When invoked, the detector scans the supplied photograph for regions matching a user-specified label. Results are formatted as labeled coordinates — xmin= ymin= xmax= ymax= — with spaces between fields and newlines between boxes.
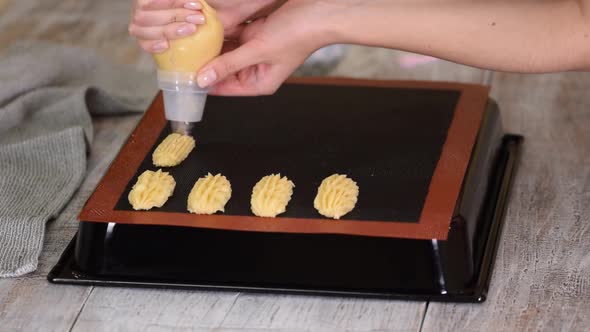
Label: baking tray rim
xmin=48 ymin=135 xmax=522 ymax=303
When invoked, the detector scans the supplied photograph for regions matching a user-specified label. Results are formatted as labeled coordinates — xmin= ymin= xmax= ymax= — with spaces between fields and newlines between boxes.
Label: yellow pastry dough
xmin=251 ymin=174 xmax=295 ymax=217
xmin=314 ymin=174 xmax=359 ymax=219
xmin=187 ymin=173 xmax=232 ymax=214
xmin=152 ymin=133 xmax=195 ymax=167
xmin=128 ymin=169 xmax=176 ymax=210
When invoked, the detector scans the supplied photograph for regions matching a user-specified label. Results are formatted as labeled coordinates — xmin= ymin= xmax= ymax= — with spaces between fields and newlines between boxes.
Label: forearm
xmin=323 ymin=0 xmax=590 ymax=72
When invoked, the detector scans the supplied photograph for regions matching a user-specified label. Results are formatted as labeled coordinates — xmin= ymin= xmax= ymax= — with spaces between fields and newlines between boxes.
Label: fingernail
xmin=186 ymin=14 xmax=205 ymax=24
xmin=197 ymin=69 xmax=217 ymax=88
xmin=176 ymin=23 xmax=196 ymax=36
xmin=152 ymin=40 xmax=168 ymax=52
xmin=184 ymin=1 xmax=201 ymax=10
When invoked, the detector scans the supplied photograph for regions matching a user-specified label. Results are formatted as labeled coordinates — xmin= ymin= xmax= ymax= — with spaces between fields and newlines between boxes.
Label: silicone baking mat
xmin=79 ymin=78 xmax=488 ymax=239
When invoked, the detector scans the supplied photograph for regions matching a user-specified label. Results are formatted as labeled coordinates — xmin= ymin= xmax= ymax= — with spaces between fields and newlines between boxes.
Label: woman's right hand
xmin=197 ymin=0 xmax=342 ymax=95
xmin=128 ymin=0 xmax=207 ymax=53
xmin=129 ymin=0 xmax=285 ymax=54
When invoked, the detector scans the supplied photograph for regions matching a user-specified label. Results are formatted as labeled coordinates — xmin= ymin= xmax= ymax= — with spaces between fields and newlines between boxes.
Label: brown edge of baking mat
xmin=79 ymin=77 xmax=489 ymax=240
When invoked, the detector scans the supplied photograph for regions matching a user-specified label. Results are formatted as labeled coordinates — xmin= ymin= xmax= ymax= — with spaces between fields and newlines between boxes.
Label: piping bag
xmin=153 ymin=0 xmax=224 ymax=136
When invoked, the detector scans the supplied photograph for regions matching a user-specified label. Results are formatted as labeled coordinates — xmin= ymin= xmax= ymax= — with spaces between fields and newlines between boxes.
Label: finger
xmin=197 ymin=41 xmax=264 ymax=88
xmin=207 ymin=65 xmax=269 ymax=96
xmin=207 ymin=71 xmax=261 ymax=96
xmin=140 ymin=0 xmax=197 ymax=10
xmin=132 ymin=8 xmax=204 ymax=27
xmin=128 ymin=22 xmax=197 ymax=40
xmin=209 ymin=61 xmax=299 ymax=96
xmin=138 ymin=39 xmax=169 ymax=53
xmin=208 ymin=68 xmax=278 ymax=96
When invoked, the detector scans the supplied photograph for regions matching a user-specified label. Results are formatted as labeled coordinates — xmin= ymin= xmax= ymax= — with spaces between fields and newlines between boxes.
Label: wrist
xmin=293 ymin=0 xmax=362 ymax=50
xmin=315 ymin=0 xmax=409 ymax=49
xmin=311 ymin=0 xmax=370 ymax=46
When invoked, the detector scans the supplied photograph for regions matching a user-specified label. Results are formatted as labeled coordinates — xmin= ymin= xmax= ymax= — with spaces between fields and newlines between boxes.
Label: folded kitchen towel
xmin=0 ymin=41 xmax=156 ymax=277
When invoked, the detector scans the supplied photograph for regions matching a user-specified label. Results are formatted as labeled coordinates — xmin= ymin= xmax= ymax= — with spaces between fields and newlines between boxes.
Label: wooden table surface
xmin=1 ymin=0 xmax=589 ymax=331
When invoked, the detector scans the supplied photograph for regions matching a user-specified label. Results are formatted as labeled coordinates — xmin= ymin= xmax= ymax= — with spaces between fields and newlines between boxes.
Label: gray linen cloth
xmin=0 ymin=42 xmax=156 ymax=277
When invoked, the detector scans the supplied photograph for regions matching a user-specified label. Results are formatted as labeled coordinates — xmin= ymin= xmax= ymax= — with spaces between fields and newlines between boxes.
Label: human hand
xmin=129 ymin=0 xmax=285 ymax=54
xmin=128 ymin=0 xmax=208 ymax=53
xmin=197 ymin=0 xmax=341 ymax=95
xmin=206 ymin=0 xmax=287 ymax=38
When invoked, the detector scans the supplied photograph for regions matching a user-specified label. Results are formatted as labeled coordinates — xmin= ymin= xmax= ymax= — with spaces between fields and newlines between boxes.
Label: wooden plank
xmin=422 ymin=72 xmax=590 ymax=331
xmin=72 ymin=290 xmax=425 ymax=332
xmin=71 ymin=288 xmax=240 ymax=331
xmin=218 ymin=294 xmax=426 ymax=332
xmin=0 ymin=278 xmax=92 ymax=331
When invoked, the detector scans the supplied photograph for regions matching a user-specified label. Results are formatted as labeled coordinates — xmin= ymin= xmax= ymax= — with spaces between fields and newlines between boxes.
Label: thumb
xmin=197 ymin=42 xmax=262 ymax=88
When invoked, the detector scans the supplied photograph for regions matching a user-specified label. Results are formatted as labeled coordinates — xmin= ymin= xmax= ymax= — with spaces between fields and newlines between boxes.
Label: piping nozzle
xmin=158 ymin=70 xmax=208 ymax=135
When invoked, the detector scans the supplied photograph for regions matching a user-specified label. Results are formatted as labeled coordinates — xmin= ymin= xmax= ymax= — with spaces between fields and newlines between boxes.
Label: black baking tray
xmin=49 ymin=79 xmax=522 ymax=302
